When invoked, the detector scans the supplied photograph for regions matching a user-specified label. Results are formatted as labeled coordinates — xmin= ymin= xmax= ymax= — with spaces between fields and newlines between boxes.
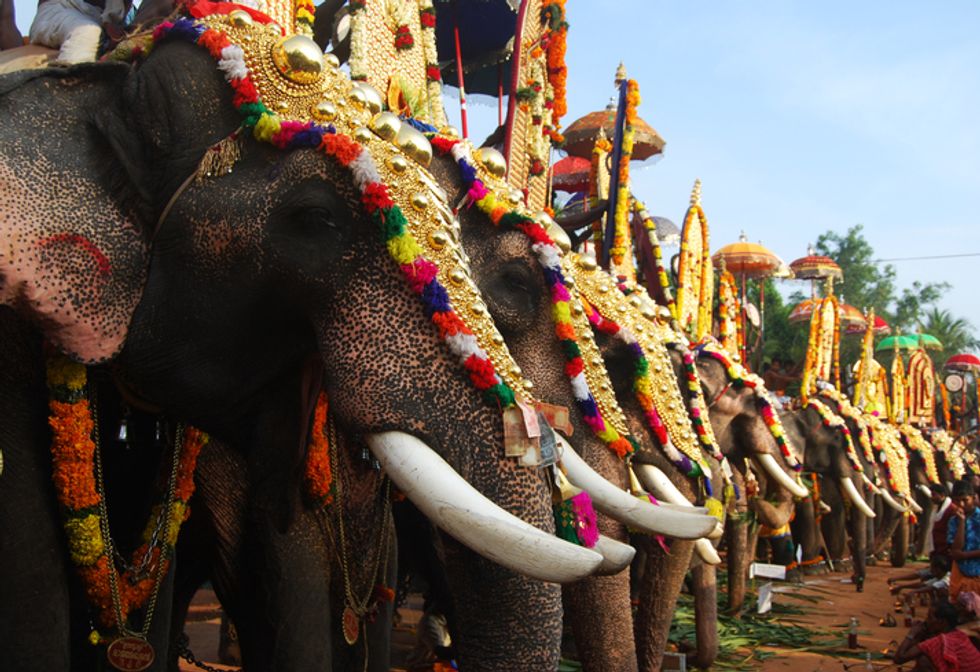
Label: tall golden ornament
xmin=715 ymin=261 xmax=742 ymax=360
xmin=588 ymin=128 xmax=612 ymax=253
xmin=503 ymin=0 xmax=567 ymax=211
xmin=800 ymin=286 xmax=840 ymax=403
xmin=852 ymin=308 xmax=888 ymax=416
xmin=674 ymin=179 xmax=713 ymax=341
xmin=907 ymin=345 xmax=936 ymax=427
xmin=348 ymin=0 xmax=446 ymax=126
xmin=890 ymin=333 xmax=907 ymax=423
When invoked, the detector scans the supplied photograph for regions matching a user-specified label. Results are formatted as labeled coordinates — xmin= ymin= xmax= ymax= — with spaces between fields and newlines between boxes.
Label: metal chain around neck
xmin=91 ymin=386 xmax=183 ymax=640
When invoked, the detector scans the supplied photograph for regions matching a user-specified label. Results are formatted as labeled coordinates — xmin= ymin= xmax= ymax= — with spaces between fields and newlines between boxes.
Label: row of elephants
xmin=0 ymin=12 xmax=972 ymax=672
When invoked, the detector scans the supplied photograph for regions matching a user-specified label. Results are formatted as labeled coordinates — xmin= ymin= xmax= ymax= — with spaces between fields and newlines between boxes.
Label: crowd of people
xmin=885 ymin=479 xmax=980 ymax=671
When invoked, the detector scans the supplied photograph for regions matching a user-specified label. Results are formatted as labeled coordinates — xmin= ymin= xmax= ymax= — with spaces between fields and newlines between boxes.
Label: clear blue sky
xmin=13 ymin=0 xmax=980 ymax=331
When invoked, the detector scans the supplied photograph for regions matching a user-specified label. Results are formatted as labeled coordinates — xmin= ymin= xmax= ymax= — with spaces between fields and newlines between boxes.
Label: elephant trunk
xmin=691 ymin=563 xmax=719 ymax=669
xmin=633 ymin=539 xmax=696 ymax=672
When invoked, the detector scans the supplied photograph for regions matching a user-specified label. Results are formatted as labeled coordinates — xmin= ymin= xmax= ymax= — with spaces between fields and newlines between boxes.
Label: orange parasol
xmin=561 ymin=101 xmax=665 ymax=161
xmin=711 ymin=233 xmax=782 ymax=279
xmin=551 ymin=155 xmax=592 ymax=193
xmin=844 ymin=313 xmax=890 ymax=335
xmin=789 ymin=299 xmax=867 ymax=326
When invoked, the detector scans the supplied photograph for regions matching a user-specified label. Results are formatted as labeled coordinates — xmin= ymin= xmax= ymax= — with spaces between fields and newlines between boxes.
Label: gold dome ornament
xmin=271 ymin=34 xmax=325 ymax=85
xmin=537 ymin=212 xmax=571 ymax=254
xmin=353 ymin=82 xmax=385 ymax=115
xmin=475 ymin=147 xmax=507 ymax=178
xmin=395 ymin=124 xmax=433 ymax=167
xmin=370 ymin=111 xmax=402 ymax=141
xmin=228 ymin=9 xmax=253 ymax=27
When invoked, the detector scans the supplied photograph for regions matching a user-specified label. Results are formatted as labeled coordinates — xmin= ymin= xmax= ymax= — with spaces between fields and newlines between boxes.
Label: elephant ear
xmin=0 ymin=64 xmax=150 ymax=364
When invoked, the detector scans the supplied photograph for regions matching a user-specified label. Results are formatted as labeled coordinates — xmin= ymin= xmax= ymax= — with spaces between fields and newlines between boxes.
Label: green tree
xmin=814 ymin=225 xmax=897 ymax=318
xmin=920 ymin=307 xmax=980 ymax=362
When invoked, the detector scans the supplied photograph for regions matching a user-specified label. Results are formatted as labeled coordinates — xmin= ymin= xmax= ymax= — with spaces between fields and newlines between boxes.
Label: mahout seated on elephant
xmin=0 ymin=12 xmax=620 ymax=668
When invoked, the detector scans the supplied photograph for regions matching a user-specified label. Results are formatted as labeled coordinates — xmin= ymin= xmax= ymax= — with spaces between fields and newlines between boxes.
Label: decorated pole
xmin=601 ymin=64 xmax=629 ymax=270
xmin=451 ymin=0 xmax=468 ymax=138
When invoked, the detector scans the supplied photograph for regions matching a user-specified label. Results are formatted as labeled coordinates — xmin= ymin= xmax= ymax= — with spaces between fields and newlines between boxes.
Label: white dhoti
xmin=29 ymin=0 xmax=103 ymax=64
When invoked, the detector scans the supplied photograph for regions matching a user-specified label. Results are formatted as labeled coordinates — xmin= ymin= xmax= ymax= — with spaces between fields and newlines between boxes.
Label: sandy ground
xmin=177 ymin=560 xmax=928 ymax=671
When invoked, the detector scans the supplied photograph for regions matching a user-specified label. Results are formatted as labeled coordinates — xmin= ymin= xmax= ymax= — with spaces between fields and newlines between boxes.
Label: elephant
xmin=0 ymin=25 xmax=608 ymax=670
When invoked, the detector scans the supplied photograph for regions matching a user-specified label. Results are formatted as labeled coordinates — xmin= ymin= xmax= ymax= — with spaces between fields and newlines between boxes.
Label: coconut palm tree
xmin=920 ymin=307 xmax=980 ymax=362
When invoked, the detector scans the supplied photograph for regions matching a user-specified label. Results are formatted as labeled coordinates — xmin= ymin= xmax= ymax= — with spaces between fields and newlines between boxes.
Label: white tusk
xmin=557 ymin=437 xmax=718 ymax=540
xmin=917 ymin=484 xmax=933 ymax=497
xmin=632 ymin=463 xmax=724 ymax=540
xmin=840 ymin=477 xmax=876 ymax=518
xmin=881 ymin=489 xmax=910 ymax=513
xmin=862 ymin=474 xmax=881 ymax=495
xmin=592 ymin=535 xmax=637 ymax=575
xmin=905 ymin=495 xmax=923 ymax=514
xmin=366 ymin=432 xmax=602 ymax=583
xmin=695 ymin=538 xmax=722 ymax=565
xmin=754 ymin=453 xmax=810 ymax=498
xmin=818 ymin=500 xmax=833 ymax=514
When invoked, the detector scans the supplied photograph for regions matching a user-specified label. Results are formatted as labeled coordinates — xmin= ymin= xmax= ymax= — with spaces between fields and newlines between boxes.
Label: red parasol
xmin=551 ymin=155 xmax=592 ymax=193
xmin=945 ymin=353 xmax=980 ymax=372
xmin=561 ymin=101 xmax=665 ymax=161
xmin=844 ymin=313 xmax=890 ymax=335
xmin=711 ymin=234 xmax=781 ymax=279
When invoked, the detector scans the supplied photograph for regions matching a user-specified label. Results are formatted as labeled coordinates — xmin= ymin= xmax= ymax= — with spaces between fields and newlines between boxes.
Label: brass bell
xmin=355 ymin=83 xmax=384 ymax=115
xmin=228 ymin=9 xmax=253 ymax=27
xmin=475 ymin=147 xmax=507 ymax=178
xmin=370 ymin=112 xmax=402 ymax=141
xmin=395 ymin=124 xmax=433 ymax=167
xmin=270 ymin=35 xmax=325 ymax=85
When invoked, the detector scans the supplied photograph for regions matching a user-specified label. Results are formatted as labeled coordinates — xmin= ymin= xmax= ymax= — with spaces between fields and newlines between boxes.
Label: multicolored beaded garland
xmin=432 ymin=137 xmax=640 ymax=460
xmin=694 ymin=338 xmax=803 ymax=473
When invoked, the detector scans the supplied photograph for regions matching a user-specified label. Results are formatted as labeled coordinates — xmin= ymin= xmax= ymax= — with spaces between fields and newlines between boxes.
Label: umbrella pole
xmin=759 ymin=278 xmax=766 ymax=370
xmin=741 ymin=273 xmax=748 ymax=366
xmin=498 ymin=62 xmax=504 ymax=127
xmin=452 ymin=1 xmax=469 ymax=139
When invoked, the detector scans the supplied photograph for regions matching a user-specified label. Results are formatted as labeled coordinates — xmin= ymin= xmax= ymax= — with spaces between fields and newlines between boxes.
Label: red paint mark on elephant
xmin=38 ymin=233 xmax=112 ymax=276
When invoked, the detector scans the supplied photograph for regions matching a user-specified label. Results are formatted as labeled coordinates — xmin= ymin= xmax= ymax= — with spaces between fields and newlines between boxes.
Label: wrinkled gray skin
xmin=781 ymin=404 xmax=868 ymax=588
xmin=0 ymin=44 xmax=563 ymax=670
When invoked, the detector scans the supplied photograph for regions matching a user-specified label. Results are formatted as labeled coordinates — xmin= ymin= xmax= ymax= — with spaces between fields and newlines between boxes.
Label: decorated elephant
xmin=0 ymin=12 xmax=614 ymax=669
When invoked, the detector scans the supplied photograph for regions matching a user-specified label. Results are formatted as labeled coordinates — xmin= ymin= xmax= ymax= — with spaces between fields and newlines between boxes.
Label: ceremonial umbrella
xmin=945 ymin=353 xmax=980 ymax=372
xmin=651 ymin=216 xmax=680 ymax=247
xmin=788 ymin=248 xmax=843 ymax=281
xmin=844 ymin=313 xmax=890 ymax=335
xmin=876 ymin=333 xmax=944 ymax=352
xmin=433 ymin=0 xmax=520 ymax=132
xmin=788 ymin=299 xmax=867 ymax=326
xmin=712 ymin=234 xmax=782 ymax=363
xmin=551 ymin=155 xmax=591 ymax=193
xmin=562 ymin=101 xmax=665 ymax=161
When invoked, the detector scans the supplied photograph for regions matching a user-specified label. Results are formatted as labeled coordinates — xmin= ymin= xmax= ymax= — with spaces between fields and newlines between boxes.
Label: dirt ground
xmin=177 ymin=560 xmax=928 ymax=671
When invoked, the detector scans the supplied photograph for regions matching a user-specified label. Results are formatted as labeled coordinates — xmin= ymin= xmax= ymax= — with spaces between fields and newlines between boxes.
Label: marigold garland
xmin=633 ymin=200 xmax=677 ymax=319
xmin=304 ymin=391 xmax=335 ymax=507
xmin=609 ymin=79 xmax=638 ymax=267
xmin=716 ymin=268 xmax=742 ymax=358
xmin=294 ymin=0 xmax=315 ymax=35
xmin=541 ymin=0 xmax=568 ymax=126
xmin=817 ymin=387 xmax=878 ymax=477
xmin=805 ymin=397 xmax=863 ymax=475
xmin=46 ymin=353 xmax=207 ymax=632
xmin=898 ymin=423 xmax=940 ymax=484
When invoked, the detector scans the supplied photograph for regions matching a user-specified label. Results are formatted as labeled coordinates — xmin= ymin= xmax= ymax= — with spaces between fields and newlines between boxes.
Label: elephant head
xmin=0 ymin=16 xmax=599 ymax=670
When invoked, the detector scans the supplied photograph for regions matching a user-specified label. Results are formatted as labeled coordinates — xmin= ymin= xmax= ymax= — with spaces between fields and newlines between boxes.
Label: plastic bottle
xmin=848 ymin=616 xmax=860 ymax=649
xmin=865 ymin=651 xmax=874 ymax=670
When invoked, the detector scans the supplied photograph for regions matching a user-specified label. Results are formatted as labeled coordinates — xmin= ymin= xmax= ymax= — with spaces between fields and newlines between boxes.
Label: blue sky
xmin=13 ymin=1 xmax=980 ymax=329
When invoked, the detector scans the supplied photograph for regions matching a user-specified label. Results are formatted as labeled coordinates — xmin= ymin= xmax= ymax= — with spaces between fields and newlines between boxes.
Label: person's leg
xmin=29 ymin=0 xmax=102 ymax=63
xmin=0 ymin=0 xmax=23 ymax=49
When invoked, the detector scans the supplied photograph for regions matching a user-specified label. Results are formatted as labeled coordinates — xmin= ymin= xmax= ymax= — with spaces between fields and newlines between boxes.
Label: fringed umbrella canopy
xmin=651 ymin=216 xmax=680 ymax=247
xmin=844 ymin=313 xmax=890 ymax=335
xmin=711 ymin=234 xmax=781 ymax=278
xmin=789 ymin=299 xmax=866 ymax=326
xmin=562 ymin=102 xmax=665 ymax=160
xmin=551 ymin=155 xmax=591 ymax=193
xmin=789 ymin=252 xmax=843 ymax=281
xmin=876 ymin=333 xmax=944 ymax=352
xmin=945 ymin=353 xmax=980 ymax=372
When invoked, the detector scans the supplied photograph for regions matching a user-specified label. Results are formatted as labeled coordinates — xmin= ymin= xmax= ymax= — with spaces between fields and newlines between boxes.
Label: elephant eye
xmin=484 ymin=260 xmax=540 ymax=335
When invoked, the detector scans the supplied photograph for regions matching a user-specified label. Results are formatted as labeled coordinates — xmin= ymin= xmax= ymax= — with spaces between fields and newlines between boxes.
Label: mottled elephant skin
xmin=0 ymin=44 xmax=563 ymax=671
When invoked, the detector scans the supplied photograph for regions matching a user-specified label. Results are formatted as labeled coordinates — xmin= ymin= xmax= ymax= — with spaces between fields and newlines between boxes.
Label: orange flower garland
xmin=304 ymin=391 xmax=335 ymax=508
xmin=609 ymin=79 xmax=639 ymax=266
xmin=46 ymin=353 xmax=207 ymax=634
xmin=542 ymin=0 xmax=569 ymax=133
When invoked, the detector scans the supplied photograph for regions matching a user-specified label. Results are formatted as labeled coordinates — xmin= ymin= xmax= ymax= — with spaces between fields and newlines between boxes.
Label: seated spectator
xmin=29 ymin=0 xmax=127 ymax=64
xmin=931 ymin=483 xmax=954 ymax=556
xmin=894 ymin=601 xmax=980 ymax=671
xmin=888 ymin=553 xmax=951 ymax=603
xmin=948 ymin=479 xmax=980 ymax=602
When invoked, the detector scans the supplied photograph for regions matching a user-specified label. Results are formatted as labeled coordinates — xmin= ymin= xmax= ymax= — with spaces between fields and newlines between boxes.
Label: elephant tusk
xmin=917 ymin=484 xmax=933 ymax=498
xmin=880 ymin=489 xmax=910 ymax=513
xmin=754 ymin=453 xmax=810 ymax=498
xmin=557 ymin=437 xmax=718 ymax=540
xmin=818 ymin=500 xmax=833 ymax=514
xmin=905 ymin=494 xmax=924 ymax=514
xmin=632 ymin=463 xmax=725 ymax=541
xmin=592 ymin=535 xmax=637 ymax=575
xmin=694 ymin=538 xmax=723 ymax=566
xmin=840 ymin=477 xmax=876 ymax=518
xmin=366 ymin=432 xmax=603 ymax=583
xmin=862 ymin=474 xmax=881 ymax=495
